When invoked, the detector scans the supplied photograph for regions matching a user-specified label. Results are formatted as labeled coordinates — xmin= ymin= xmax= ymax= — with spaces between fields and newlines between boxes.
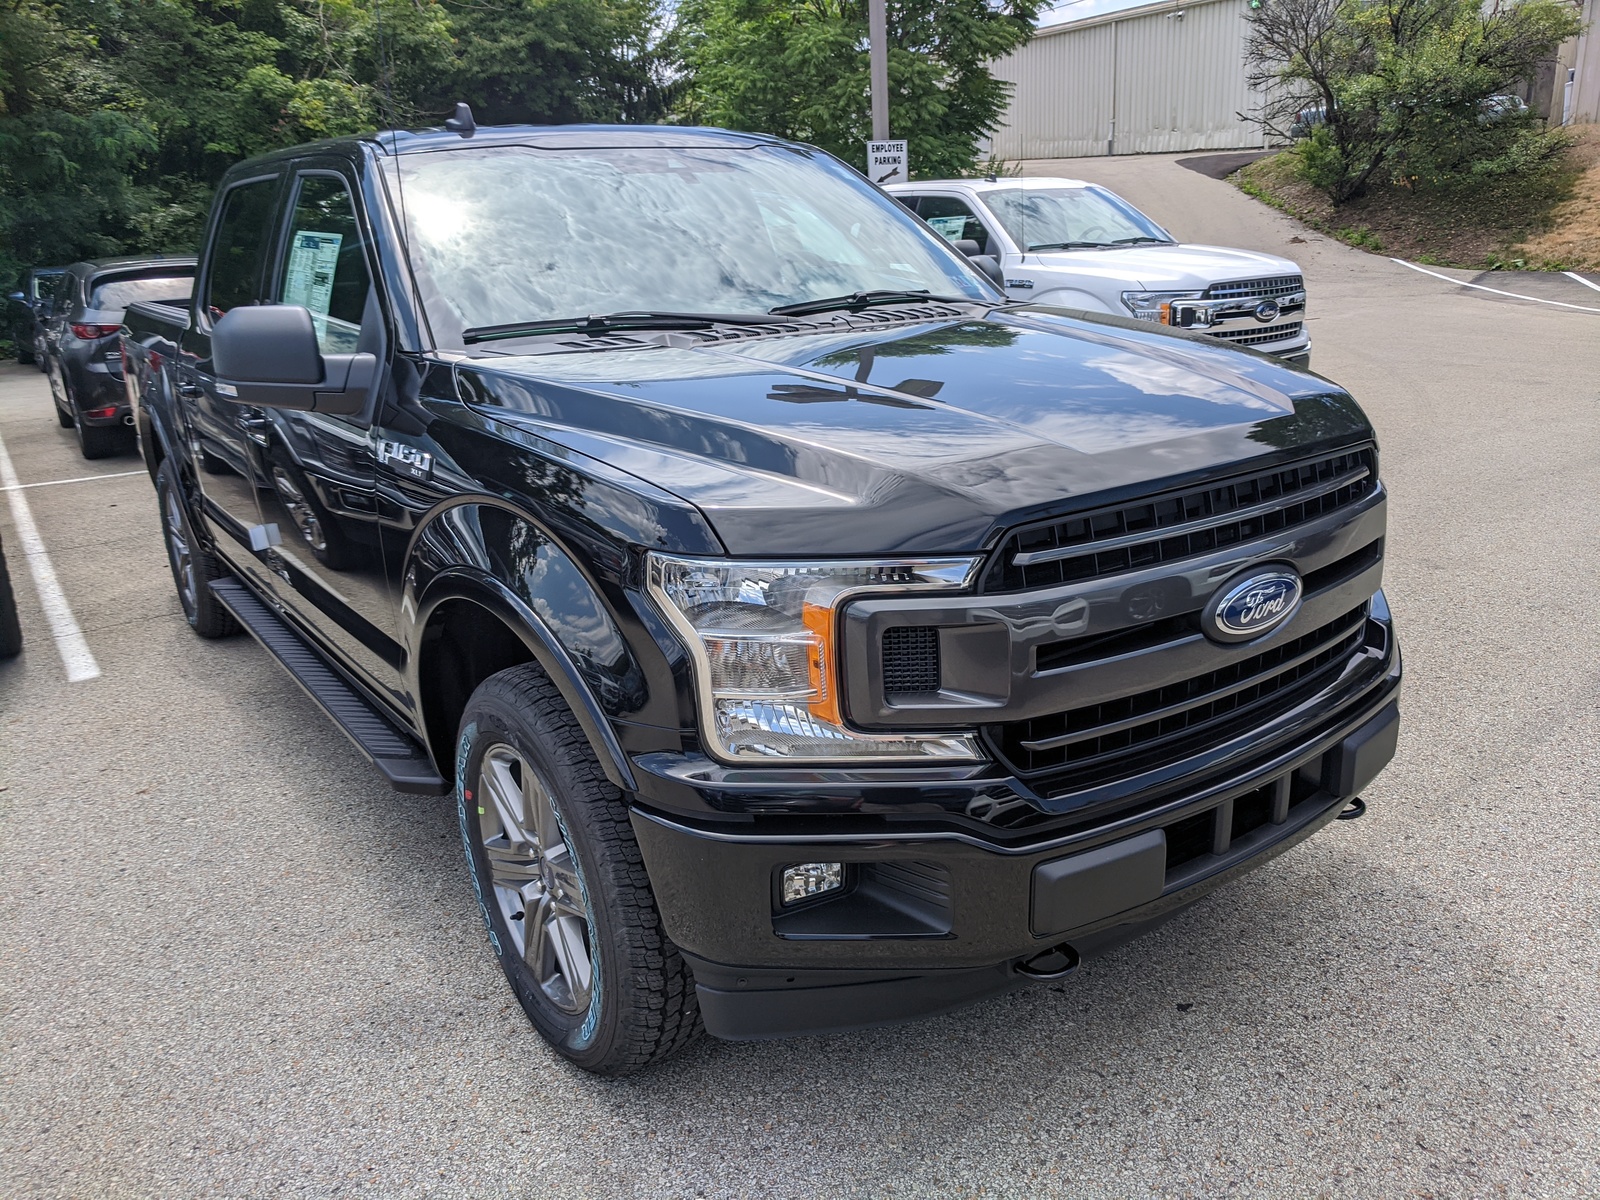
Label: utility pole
xmin=869 ymin=0 xmax=889 ymax=140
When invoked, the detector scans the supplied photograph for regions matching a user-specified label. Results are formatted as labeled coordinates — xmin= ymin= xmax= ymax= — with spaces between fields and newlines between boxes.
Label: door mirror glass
xmin=6 ymin=291 xmax=24 ymax=305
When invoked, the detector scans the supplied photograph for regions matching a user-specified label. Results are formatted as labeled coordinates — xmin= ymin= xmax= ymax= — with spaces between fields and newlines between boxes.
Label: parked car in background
xmin=7 ymin=266 xmax=67 ymax=366
xmin=888 ymin=178 xmax=1312 ymax=365
xmin=43 ymin=257 xmax=195 ymax=458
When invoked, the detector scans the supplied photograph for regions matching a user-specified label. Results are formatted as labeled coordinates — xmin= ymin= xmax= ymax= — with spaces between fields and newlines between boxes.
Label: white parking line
xmin=1392 ymin=258 xmax=1600 ymax=314
xmin=0 ymin=431 xmax=101 ymax=682
xmin=0 ymin=468 xmax=144 ymax=492
xmin=1564 ymin=270 xmax=1600 ymax=295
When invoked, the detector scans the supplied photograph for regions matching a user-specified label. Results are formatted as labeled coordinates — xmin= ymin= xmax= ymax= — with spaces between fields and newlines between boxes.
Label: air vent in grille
xmin=986 ymin=602 xmax=1372 ymax=787
xmin=1211 ymin=321 xmax=1303 ymax=346
xmin=987 ymin=447 xmax=1376 ymax=593
xmin=1205 ymin=275 xmax=1305 ymax=300
xmin=882 ymin=625 xmax=941 ymax=696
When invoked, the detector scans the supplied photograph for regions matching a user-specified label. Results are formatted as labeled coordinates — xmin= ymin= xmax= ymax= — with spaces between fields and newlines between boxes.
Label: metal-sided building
xmin=987 ymin=0 xmax=1269 ymax=160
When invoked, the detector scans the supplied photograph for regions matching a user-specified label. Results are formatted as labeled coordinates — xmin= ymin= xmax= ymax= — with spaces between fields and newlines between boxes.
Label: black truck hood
xmin=460 ymin=307 xmax=1370 ymax=556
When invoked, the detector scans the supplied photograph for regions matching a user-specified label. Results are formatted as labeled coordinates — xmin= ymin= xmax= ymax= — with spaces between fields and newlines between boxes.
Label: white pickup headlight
xmin=647 ymin=553 xmax=985 ymax=763
xmin=1121 ymin=290 xmax=1205 ymax=322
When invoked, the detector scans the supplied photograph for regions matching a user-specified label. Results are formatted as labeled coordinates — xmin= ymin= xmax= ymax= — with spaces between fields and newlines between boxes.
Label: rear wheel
xmin=456 ymin=664 xmax=701 ymax=1075
xmin=75 ymin=419 xmax=125 ymax=459
xmin=155 ymin=460 xmax=238 ymax=638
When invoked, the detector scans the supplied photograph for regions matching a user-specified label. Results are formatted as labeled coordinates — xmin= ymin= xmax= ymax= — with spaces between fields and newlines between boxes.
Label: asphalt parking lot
xmin=3 ymin=153 xmax=1599 ymax=1198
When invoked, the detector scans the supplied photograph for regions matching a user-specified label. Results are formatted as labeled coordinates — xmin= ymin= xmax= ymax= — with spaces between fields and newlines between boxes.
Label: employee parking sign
xmin=867 ymin=140 xmax=908 ymax=186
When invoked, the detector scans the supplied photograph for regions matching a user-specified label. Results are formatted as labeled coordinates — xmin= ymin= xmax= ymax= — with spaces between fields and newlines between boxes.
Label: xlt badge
xmin=377 ymin=439 xmax=433 ymax=481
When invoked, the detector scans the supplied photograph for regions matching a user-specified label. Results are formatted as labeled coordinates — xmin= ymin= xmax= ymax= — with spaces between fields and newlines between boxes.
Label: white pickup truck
xmin=886 ymin=177 xmax=1311 ymax=365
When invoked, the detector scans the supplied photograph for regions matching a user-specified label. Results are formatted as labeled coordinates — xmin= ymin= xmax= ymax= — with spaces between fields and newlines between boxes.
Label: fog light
xmin=781 ymin=862 xmax=843 ymax=905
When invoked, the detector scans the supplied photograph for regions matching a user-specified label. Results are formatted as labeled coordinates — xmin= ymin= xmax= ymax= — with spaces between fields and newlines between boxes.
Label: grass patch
xmin=1232 ymin=126 xmax=1600 ymax=270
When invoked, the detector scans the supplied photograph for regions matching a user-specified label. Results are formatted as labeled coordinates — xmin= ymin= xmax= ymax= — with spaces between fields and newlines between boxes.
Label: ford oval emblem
xmin=1253 ymin=299 xmax=1281 ymax=323
xmin=1203 ymin=567 xmax=1302 ymax=643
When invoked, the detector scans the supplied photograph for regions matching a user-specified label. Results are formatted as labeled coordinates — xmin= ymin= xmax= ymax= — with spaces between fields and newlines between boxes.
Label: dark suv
xmin=123 ymin=123 xmax=1401 ymax=1076
xmin=45 ymin=257 xmax=195 ymax=458
xmin=8 ymin=266 xmax=66 ymax=366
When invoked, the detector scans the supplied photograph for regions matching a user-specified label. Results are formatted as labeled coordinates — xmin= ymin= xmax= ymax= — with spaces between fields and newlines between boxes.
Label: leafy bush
xmin=1246 ymin=0 xmax=1582 ymax=204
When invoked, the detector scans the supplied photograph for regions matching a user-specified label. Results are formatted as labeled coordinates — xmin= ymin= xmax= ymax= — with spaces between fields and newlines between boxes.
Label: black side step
xmin=210 ymin=578 xmax=448 ymax=795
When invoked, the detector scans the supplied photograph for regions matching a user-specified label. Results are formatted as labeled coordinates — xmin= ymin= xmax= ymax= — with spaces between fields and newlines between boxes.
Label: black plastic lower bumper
xmin=632 ymin=688 xmax=1399 ymax=1041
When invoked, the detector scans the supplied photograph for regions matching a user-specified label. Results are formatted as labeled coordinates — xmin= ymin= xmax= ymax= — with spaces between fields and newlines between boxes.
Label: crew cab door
xmin=904 ymin=194 xmax=1023 ymax=296
xmin=249 ymin=165 xmax=406 ymax=701
xmin=180 ymin=171 xmax=285 ymax=595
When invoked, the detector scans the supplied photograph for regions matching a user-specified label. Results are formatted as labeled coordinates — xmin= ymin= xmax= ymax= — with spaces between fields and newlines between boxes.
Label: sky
xmin=1037 ymin=0 xmax=1156 ymax=28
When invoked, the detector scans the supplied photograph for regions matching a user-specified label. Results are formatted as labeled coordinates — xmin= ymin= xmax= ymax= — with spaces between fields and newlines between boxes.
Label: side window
xmin=917 ymin=196 xmax=990 ymax=254
xmin=278 ymin=174 xmax=372 ymax=354
xmin=205 ymin=178 xmax=279 ymax=321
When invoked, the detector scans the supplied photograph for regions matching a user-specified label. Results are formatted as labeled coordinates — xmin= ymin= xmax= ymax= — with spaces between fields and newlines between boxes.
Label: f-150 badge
xmin=377 ymin=439 xmax=433 ymax=481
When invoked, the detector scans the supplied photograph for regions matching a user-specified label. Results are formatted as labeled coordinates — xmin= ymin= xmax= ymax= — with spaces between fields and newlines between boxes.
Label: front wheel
xmin=456 ymin=664 xmax=701 ymax=1075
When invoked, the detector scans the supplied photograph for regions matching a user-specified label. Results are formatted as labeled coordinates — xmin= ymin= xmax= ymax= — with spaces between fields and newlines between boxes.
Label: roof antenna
xmin=445 ymin=102 xmax=476 ymax=138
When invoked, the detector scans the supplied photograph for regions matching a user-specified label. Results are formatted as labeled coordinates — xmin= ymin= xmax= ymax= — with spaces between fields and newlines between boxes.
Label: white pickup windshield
xmin=395 ymin=143 xmax=991 ymax=341
xmin=982 ymin=187 xmax=1172 ymax=252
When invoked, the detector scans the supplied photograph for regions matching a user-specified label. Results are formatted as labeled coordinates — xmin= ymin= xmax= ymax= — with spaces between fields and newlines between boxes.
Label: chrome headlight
xmin=647 ymin=553 xmax=985 ymax=763
xmin=1121 ymin=289 xmax=1205 ymax=322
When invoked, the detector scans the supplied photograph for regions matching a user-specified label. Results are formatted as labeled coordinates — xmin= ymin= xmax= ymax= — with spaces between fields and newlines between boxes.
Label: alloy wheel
xmin=475 ymin=745 xmax=594 ymax=1015
xmin=162 ymin=482 xmax=198 ymax=618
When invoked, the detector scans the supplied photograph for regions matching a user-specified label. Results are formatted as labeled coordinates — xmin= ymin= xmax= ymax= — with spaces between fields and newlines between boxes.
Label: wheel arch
xmin=413 ymin=569 xmax=640 ymax=796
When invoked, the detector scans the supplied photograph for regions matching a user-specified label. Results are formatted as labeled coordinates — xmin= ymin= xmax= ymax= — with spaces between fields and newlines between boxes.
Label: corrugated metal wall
xmin=990 ymin=0 xmax=1266 ymax=159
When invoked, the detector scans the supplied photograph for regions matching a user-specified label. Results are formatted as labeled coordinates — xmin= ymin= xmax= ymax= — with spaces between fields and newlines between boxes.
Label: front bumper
xmin=631 ymin=648 xmax=1399 ymax=1040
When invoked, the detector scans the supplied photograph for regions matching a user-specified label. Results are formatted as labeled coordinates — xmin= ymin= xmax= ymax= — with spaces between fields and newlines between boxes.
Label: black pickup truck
xmin=122 ymin=122 xmax=1401 ymax=1076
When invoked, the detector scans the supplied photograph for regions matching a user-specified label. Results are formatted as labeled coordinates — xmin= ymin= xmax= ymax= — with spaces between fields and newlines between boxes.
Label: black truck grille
xmin=986 ymin=602 xmax=1371 ymax=790
xmin=882 ymin=625 xmax=941 ymax=696
xmin=987 ymin=447 xmax=1376 ymax=593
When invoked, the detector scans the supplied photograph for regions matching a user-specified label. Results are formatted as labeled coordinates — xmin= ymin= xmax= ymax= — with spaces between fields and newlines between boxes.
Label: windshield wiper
xmin=1026 ymin=241 xmax=1113 ymax=251
xmin=1109 ymin=236 xmax=1174 ymax=246
xmin=768 ymin=289 xmax=969 ymax=317
xmin=463 ymin=310 xmax=776 ymax=344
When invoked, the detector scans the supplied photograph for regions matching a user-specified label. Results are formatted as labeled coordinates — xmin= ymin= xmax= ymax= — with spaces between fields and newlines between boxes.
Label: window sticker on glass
xmin=925 ymin=215 xmax=966 ymax=241
xmin=284 ymin=231 xmax=343 ymax=318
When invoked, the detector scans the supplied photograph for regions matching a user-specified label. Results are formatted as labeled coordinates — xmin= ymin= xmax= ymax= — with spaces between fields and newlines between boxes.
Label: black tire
xmin=16 ymin=344 xmax=35 ymax=366
xmin=75 ymin=417 xmax=127 ymax=460
xmin=54 ymin=400 xmax=74 ymax=429
xmin=0 ymin=540 xmax=22 ymax=659
xmin=457 ymin=664 xmax=701 ymax=1075
xmin=155 ymin=459 xmax=238 ymax=638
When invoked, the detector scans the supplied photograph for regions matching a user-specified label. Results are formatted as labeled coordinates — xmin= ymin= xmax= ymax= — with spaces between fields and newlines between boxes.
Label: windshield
xmin=982 ymin=186 xmax=1172 ymax=251
xmin=395 ymin=143 xmax=993 ymax=342
xmin=88 ymin=273 xmax=194 ymax=312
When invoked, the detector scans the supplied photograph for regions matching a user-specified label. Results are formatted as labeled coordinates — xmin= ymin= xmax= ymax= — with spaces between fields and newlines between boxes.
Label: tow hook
xmin=1337 ymin=796 xmax=1367 ymax=821
xmin=1017 ymin=942 xmax=1081 ymax=980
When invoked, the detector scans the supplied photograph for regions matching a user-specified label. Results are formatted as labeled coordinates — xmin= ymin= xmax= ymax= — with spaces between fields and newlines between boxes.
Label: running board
xmin=209 ymin=578 xmax=448 ymax=795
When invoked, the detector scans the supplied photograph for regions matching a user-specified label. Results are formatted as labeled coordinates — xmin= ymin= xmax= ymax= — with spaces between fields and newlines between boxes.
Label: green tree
xmin=1 ymin=0 xmax=672 ymax=305
xmin=1245 ymin=0 xmax=1582 ymax=203
xmin=676 ymin=0 xmax=1039 ymax=179
xmin=426 ymin=0 xmax=676 ymax=124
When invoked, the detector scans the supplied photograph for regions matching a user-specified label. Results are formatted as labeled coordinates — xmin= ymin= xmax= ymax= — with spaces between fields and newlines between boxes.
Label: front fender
xmin=408 ymin=500 xmax=657 ymax=792
xmin=1026 ymin=288 xmax=1119 ymax=315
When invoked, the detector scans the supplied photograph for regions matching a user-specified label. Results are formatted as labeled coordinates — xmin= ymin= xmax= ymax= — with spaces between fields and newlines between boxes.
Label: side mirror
xmin=6 ymin=291 xmax=24 ymax=305
xmin=969 ymin=254 xmax=1004 ymax=287
xmin=950 ymin=239 xmax=1005 ymax=287
xmin=211 ymin=305 xmax=374 ymax=417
